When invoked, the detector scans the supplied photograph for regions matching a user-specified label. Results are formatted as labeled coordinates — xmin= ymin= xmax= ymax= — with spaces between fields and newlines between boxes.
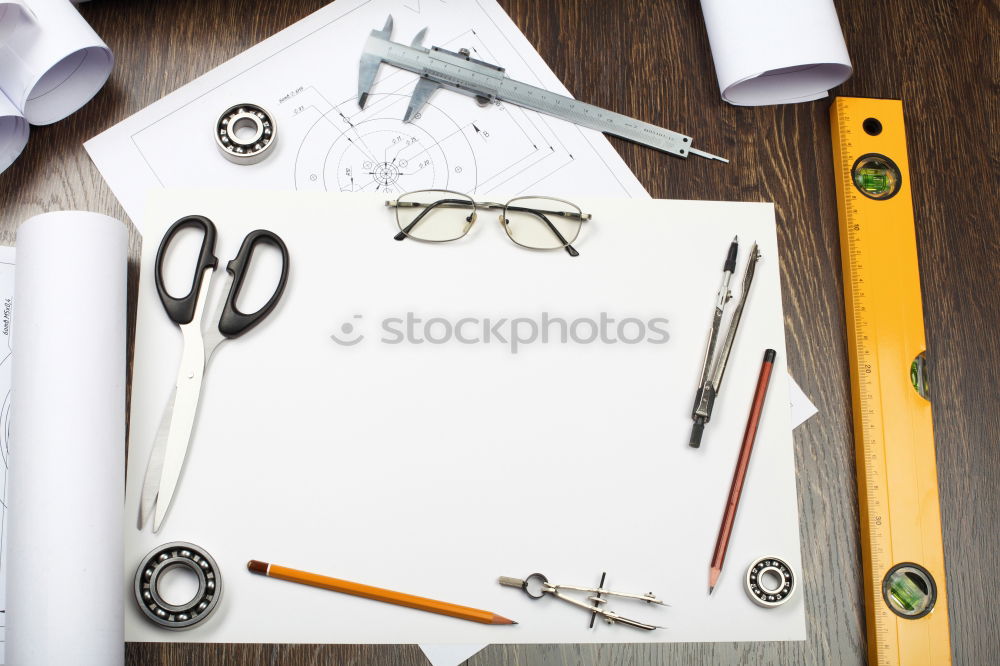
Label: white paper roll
xmin=0 ymin=89 xmax=28 ymax=174
xmin=7 ymin=211 xmax=127 ymax=666
xmin=0 ymin=0 xmax=113 ymax=125
xmin=700 ymin=0 xmax=852 ymax=106
xmin=0 ymin=1 xmax=32 ymax=43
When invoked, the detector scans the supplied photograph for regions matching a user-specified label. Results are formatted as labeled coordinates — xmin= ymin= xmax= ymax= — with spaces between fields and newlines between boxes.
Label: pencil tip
xmin=709 ymin=566 xmax=721 ymax=592
xmin=732 ymin=235 xmax=738 ymax=242
xmin=709 ymin=585 xmax=715 ymax=595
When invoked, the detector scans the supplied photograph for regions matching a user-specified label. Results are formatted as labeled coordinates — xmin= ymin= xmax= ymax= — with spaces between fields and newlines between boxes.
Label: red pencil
xmin=709 ymin=349 xmax=777 ymax=594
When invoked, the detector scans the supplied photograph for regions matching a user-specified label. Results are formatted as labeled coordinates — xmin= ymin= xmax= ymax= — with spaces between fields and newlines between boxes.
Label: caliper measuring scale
xmin=358 ymin=16 xmax=728 ymax=164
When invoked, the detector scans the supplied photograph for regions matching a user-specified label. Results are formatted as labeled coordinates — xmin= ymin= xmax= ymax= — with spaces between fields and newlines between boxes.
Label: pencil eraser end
xmin=247 ymin=560 xmax=269 ymax=575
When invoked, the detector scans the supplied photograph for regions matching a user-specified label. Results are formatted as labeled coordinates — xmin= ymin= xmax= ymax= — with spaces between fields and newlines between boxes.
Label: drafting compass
xmin=499 ymin=572 xmax=667 ymax=630
xmin=689 ymin=237 xmax=761 ymax=447
xmin=358 ymin=16 xmax=728 ymax=163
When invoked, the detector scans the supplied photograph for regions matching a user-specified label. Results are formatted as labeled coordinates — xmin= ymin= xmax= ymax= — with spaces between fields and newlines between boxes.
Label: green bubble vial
xmin=883 ymin=564 xmax=935 ymax=618
xmin=852 ymin=154 xmax=902 ymax=200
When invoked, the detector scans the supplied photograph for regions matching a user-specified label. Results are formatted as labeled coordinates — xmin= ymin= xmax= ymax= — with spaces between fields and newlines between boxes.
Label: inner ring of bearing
xmin=226 ymin=111 xmax=265 ymax=147
xmin=148 ymin=556 xmax=208 ymax=613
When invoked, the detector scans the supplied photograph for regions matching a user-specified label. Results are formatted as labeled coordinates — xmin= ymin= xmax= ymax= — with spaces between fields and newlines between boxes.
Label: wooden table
xmin=2 ymin=1 xmax=996 ymax=663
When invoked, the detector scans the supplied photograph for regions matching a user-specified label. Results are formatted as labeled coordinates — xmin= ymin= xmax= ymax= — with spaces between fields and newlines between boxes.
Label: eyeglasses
xmin=385 ymin=190 xmax=592 ymax=257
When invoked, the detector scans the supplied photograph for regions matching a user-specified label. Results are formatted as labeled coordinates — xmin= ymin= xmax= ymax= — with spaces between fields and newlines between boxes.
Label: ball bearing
xmin=133 ymin=541 xmax=222 ymax=630
xmin=745 ymin=556 xmax=795 ymax=608
xmin=216 ymin=103 xmax=277 ymax=165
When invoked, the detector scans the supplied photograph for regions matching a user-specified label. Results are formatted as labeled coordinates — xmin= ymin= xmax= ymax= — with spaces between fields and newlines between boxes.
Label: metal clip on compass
xmin=689 ymin=237 xmax=761 ymax=448
xmin=358 ymin=16 xmax=728 ymax=163
xmin=499 ymin=573 xmax=667 ymax=631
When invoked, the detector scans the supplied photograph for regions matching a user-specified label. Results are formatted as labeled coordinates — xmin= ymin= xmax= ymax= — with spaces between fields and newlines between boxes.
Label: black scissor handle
xmin=218 ymin=230 xmax=290 ymax=338
xmin=154 ymin=215 xmax=219 ymax=325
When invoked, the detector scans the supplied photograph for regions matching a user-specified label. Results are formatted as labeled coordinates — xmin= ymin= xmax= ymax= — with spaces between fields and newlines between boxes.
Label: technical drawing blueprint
xmin=0 ymin=246 xmax=13 ymax=664
xmin=85 ymin=0 xmax=648 ymax=223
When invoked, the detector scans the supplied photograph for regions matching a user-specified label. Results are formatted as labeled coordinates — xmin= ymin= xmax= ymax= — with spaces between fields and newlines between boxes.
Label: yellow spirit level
xmin=830 ymin=96 xmax=951 ymax=665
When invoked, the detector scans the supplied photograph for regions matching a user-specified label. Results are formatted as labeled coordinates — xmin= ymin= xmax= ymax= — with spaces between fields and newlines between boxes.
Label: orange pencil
xmin=247 ymin=560 xmax=516 ymax=625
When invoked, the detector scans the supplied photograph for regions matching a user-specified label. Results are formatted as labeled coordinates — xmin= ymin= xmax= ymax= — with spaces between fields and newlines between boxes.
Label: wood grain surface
xmin=1 ymin=1 xmax=997 ymax=664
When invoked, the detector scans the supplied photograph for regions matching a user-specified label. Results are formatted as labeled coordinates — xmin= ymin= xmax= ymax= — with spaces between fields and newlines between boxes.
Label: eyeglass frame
xmin=385 ymin=189 xmax=592 ymax=257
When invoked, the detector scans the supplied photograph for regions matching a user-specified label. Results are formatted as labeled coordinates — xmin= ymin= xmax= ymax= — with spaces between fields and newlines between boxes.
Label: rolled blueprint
xmin=7 ymin=212 xmax=127 ymax=666
xmin=0 ymin=89 xmax=28 ymax=172
xmin=0 ymin=0 xmax=31 ymax=43
xmin=0 ymin=0 xmax=113 ymax=125
xmin=700 ymin=0 xmax=852 ymax=106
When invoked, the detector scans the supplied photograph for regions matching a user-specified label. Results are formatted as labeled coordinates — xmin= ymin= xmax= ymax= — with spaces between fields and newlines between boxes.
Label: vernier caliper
xmin=358 ymin=16 xmax=728 ymax=163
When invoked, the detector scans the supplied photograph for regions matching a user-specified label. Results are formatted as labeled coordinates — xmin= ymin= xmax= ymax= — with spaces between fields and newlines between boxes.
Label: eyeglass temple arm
xmin=482 ymin=203 xmax=590 ymax=221
xmin=392 ymin=198 xmax=476 ymax=241
xmin=503 ymin=205 xmax=580 ymax=257
xmin=391 ymin=200 xmax=590 ymax=220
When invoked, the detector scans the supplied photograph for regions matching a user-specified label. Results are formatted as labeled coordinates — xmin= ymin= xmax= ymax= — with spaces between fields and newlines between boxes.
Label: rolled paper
xmin=700 ymin=0 xmax=852 ymax=106
xmin=7 ymin=211 xmax=127 ymax=666
xmin=0 ymin=89 xmax=28 ymax=173
xmin=0 ymin=0 xmax=113 ymax=125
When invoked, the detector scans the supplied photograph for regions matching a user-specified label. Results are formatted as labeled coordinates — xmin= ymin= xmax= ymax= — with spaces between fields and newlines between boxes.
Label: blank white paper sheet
xmin=125 ymin=189 xmax=805 ymax=645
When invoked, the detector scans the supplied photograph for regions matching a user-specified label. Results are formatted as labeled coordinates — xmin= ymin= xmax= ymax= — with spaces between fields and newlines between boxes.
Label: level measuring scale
xmin=830 ymin=96 xmax=951 ymax=665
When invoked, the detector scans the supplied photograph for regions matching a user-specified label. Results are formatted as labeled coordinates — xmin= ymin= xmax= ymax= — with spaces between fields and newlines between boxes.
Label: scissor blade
xmin=152 ymin=324 xmax=207 ymax=532
xmin=138 ymin=388 xmax=177 ymax=529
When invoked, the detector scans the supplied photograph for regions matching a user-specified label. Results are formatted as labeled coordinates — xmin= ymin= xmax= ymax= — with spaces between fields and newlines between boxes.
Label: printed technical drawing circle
xmin=134 ymin=541 xmax=223 ymax=630
xmin=293 ymin=93 xmax=477 ymax=195
xmin=216 ymin=103 xmax=277 ymax=165
xmin=370 ymin=159 xmax=403 ymax=187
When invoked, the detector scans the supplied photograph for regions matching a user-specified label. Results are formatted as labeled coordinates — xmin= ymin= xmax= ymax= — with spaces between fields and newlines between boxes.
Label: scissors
xmin=138 ymin=215 xmax=289 ymax=532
